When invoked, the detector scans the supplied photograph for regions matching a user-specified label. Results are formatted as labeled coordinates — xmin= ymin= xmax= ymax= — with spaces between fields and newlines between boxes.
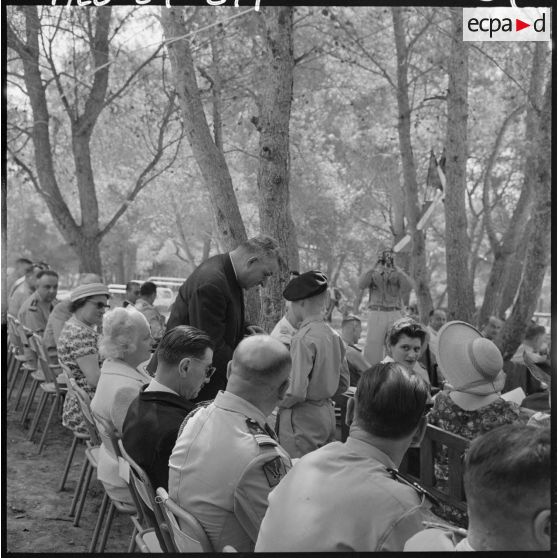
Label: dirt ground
xmin=5 ymin=390 xmax=131 ymax=553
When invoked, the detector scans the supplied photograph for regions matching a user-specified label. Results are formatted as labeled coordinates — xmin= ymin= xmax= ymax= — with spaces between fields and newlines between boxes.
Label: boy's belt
xmin=368 ymin=305 xmax=400 ymax=311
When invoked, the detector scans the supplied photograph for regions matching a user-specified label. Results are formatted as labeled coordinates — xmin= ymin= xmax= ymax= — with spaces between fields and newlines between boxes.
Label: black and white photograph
xmin=3 ymin=0 xmax=554 ymax=553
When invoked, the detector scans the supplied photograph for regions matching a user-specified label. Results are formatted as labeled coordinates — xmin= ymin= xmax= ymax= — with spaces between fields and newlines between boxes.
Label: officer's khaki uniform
xmin=8 ymin=280 xmax=33 ymax=317
xmin=277 ymin=316 xmax=349 ymax=458
xmin=404 ymin=527 xmax=472 ymax=551
xmin=256 ymin=429 xmax=429 ymax=552
xmin=168 ymin=391 xmax=291 ymax=552
xmin=269 ymin=315 xmax=297 ymax=347
xmin=17 ymin=291 xmax=56 ymax=334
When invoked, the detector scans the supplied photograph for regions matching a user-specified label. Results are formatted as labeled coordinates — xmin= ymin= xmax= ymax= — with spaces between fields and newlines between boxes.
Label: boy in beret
xmin=277 ymin=271 xmax=350 ymax=458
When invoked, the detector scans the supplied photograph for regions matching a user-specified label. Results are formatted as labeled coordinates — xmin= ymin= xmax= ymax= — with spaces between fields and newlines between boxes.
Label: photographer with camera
xmin=357 ymin=247 xmax=414 ymax=366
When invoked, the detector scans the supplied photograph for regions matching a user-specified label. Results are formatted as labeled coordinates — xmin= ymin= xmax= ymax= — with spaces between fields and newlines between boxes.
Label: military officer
xmin=256 ymin=361 xmax=432 ymax=552
xmin=168 ymin=334 xmax=292 ymax=552
xmin=17 ymin=270 xmax=59 ymax=334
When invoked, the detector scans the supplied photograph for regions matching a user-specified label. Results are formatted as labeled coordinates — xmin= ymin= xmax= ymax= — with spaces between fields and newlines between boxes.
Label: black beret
xmin=283 ymin=270 xmax=328 ymax=301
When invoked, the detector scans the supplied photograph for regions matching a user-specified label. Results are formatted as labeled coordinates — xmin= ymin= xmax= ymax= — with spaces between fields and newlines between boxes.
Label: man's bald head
xmin=230 ymin=335 xmax=291 ymax=386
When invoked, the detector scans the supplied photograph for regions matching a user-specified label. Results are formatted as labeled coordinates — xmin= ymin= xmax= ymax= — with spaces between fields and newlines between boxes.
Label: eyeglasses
xmin=91 ymin=301 xmax=110 ymax=309
xmin=190 ymin=357 xmax=216 ymax=379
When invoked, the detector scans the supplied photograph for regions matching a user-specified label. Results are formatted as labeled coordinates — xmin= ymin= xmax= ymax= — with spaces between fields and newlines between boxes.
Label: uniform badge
xmin=263 ymin=456 xmax=287 ymax=487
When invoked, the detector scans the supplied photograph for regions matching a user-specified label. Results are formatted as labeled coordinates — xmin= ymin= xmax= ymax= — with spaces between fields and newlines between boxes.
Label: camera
xmin=377 ymin=250 xmax=394 ymax=268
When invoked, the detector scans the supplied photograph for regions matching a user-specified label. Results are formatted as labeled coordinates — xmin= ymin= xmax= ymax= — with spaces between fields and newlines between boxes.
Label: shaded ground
xmin=5 ymin=391 xmax=131 ymax=553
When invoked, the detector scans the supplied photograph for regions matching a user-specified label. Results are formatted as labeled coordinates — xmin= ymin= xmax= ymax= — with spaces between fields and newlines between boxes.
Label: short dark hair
xmin=387 ymin=322 xmax=426 ymax=347
xmin=355 ymin=362 xmax=429 ymax=439
xmin=157 ymin=326 xmax=213 ymax=365
xmin=126 ymin=281 xmax=140 ymax=293
xmin=524 ymin=324 xmax=546 ymax=341
xmin=140 ymin=281 xmax=157 ymax=297
xmin=464 ymin=424 xmax=550 ymax=520
xmin=36 ymin=270 xmax=59 ymax=281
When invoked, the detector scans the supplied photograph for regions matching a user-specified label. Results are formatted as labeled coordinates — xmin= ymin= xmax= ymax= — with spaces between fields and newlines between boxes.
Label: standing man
xmin=123 ymin=281 xmax=141 ymax=308
xmin=481 ymin=316 xmax=504 ymax=343
xmin=17 ymin=270 xmax=59 ymax=334
xmin=7 ymin=257 xmax=33 ymax=298
xmin=135 ymin=281 xmax=166 ymax=343
xmin=358 ymin=248 xmax=414 ymax=366
xmin=163 ymin=235 xmax=281 ymax=401
xmin=168 ymin=335 xmax=292 ymax=552
xmin=8 ymin=263 xmax=43 ymax=317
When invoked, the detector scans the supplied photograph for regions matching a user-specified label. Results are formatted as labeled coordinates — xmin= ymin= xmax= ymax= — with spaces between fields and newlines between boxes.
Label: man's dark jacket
xmin=165 ymin=253 xmax=246 ymax=401
xmin=121 ymin=386 xmax=195 ymax=491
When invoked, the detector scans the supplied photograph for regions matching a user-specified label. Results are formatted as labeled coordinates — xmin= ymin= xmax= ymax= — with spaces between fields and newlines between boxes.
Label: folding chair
xmin=19 ymin=331 xmax=46 ymax=429
xmin=11 ymin=321 xmax=37 ymax=411
xmin=155 ymin=487 xmax=214 ymax=552
xmin=118 ymin=439 xmax=175 ymax=552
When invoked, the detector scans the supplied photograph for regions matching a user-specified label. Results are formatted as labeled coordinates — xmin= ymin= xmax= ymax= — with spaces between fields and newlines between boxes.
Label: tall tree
xmin=255 ymin=6 xmax=299 ymax=331
xmin=391 ymin=6 xmax=433 ymax=323
xmin=7 ymin=7 xmax=179 ymax=274
xmin=500 ymin=76 xmax=551 ymax=360
xmin=443 ymin=8 xmax=475 ymax=322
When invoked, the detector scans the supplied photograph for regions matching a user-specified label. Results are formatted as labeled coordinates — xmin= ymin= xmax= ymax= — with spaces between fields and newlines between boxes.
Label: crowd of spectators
xmin=6 ymin=246 xmax=551 ymax=552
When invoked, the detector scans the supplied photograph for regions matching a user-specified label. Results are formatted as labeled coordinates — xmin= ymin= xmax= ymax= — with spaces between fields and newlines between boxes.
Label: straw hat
xmin=437 ymin=321 xmax=505 ymax=400
xmin=70 ymin=283 xmax=110 ymax=302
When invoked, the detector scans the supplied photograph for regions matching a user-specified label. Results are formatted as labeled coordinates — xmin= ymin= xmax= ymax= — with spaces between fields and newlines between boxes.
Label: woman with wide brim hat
xmin=427 ymin=321 xmax=529 ymax=527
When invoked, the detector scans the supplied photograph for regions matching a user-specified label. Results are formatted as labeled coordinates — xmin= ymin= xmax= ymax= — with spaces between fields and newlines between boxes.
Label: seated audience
xmin=58 ymin=283 xmax=110 ymax=435
xmin=481 ymin=315 xmax=503 ymax=343
xmin=8 ymin=257 xmax=33 ymax=298
xmin=404 ymin=424 xmax=551 ymax=551
xmin=428 ymin=320 xmax=529 ymax=526
xmin=43 ymin=273 xmax=101 ymax=352
xmin=340 ymin=314 xmax=370 ymax=387
xmin=256 ymin=361 xmax=431 ymax=552
xmin=269 ymin=302 xmax=300 ymax=347
xmin=276 ymin=271 xmax=349 ymax=458
xmin=135 ymin=281 xmax=166 ymax=342
xmin=122 ymin=325 xmax=214 ymax=491
xmin=90 ymin=308 xmax=153 ymax=504
xmin=511 ymin=324 xmax=548 ymax=365
xmin=168 ymin=335 xmax=292 ymax=552
xmin=382 ymin=317 xmax=430 ymax=387
xmin=17 ymin=269 xmax=59 ymax=334
xmin=123 ymin=281 xmax=141 ymax=308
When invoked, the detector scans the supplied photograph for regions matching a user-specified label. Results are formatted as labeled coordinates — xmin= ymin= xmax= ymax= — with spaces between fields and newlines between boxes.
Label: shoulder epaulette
xmin=177 ymin=399 xmax=212 ymax=437
xmin=246 ymin=418 xmax=277 ymax=447
xmin=386 ymin=467 xmax=441 ymax=508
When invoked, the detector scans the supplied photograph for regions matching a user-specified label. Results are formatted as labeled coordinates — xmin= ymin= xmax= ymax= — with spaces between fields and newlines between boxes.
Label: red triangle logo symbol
xmin=516 ymin=19 xmax=530 ymax=31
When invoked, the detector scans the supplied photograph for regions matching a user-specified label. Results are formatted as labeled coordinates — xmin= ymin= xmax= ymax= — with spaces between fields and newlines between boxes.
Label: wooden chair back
xmin=415 ymin=424 xmax=469 ymax=513
xmin=67 ymin=376 xmax=102 ymax=446
xmin=30 ymin=333 xmax=64 ymax=394
xmin=118 ymin=440 xmax=177 ymax=553
xmin=155 ymin=487 xmax=213 ymax=553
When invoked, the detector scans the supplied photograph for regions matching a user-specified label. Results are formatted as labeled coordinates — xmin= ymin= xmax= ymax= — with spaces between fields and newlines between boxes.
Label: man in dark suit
xmin=163 ymin=235 xmax=281 ymax=401
xmin=122 ymin=325 xmax=214 ymax=491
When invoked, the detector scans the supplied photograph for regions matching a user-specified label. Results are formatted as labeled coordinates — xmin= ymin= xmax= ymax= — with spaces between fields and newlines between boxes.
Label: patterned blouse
xmin=57 ymin=316 xmax=100 ymax=435
xmin=427 ymin=390 xmax=526 ymax=527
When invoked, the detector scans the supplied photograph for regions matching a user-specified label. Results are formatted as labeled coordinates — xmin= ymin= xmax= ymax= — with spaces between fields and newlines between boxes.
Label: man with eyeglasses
xmin=405 ymin=424 xmax=551 ymax=551
xmin=169 ymin=335 xmax=292 ymax=552
xmin=122 ymin=325 xmax=214 ymax=493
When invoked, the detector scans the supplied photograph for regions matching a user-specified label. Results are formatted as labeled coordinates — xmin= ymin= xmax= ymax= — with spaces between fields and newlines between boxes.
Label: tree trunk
xmin=500 ymin=77 xmax=551 ymax=360
xmin=160 ymin=7 xmax=247 ymax=251
xmin=391 ymin=7 xmax=433 ymax=323
xmin=477 ymin=43 xmax=547 ymax=327
xmin=256 ymin=6 xmax=299 ymax=332
xmin=443 ymin=8 xmax=475 ymax=323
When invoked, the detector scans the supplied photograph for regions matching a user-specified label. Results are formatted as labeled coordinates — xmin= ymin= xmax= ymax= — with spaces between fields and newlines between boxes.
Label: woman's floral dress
xmin=427 ymin=390 xmax=526 ymax=527
xmin=57 ymin=316 xmax=99 ymax=435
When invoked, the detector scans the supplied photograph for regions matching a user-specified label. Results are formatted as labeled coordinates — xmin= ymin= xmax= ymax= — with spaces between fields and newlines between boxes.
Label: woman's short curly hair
xmin=98 ymin=307 xmax=149 ymax=360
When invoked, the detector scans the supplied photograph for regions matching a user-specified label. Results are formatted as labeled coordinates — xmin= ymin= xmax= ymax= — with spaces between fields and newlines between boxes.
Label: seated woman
xmin=428 ymin=320 xmax=530 ymax=526
xmin=57 ymin=283 xmax=110 ymax=435
xmin=91 ymin=307 xmax=153 ymax=504
xmin=382 ymin=317 xmax=431 ymax=388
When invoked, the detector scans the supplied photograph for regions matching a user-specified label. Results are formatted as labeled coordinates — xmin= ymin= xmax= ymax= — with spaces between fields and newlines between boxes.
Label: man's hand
xmin=246 ymin=325 xmax=266 ymax=335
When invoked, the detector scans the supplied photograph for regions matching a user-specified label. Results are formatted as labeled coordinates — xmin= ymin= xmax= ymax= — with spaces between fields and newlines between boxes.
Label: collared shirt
xmin=345 ymin=342 xmax=370 ymax=386
xmin=8 ymin=275 xmax=26 ymax=298
xmin=135 ymin=298 xmax=166 ymax=340
xmin=382 ymin=355 xmax=431 ymax=387
xmin=168 ymin=391 xmax=292 ymax=552
xmin=8 ymin=280 xmax=33 ymax=317
xmin=361 ymin=267 xmax=413 ymax=308
xmin=404 ymin=527 xmax=472 ymax=551
xmin=145 ymin=377 xmax=180 ymax=396
xmin=280 ymin=316 xmax=349 ymax=408
xmin=270 ymin=315 xmax=297 ymax=347
xmin=43 ymin=299 xmax=72 ymax=350
xmin=17 ymin=291 xmax=56 ymax=333
xmin=255 ymin=429 xmax=428 ymax=552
